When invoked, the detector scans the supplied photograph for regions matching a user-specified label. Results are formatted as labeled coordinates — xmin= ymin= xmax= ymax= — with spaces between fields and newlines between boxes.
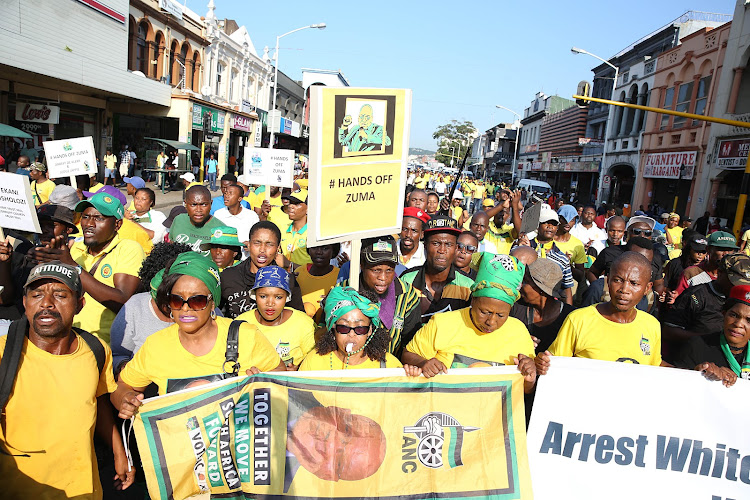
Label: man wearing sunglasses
xmin=455 ymin=231 xmax=479 ymax=280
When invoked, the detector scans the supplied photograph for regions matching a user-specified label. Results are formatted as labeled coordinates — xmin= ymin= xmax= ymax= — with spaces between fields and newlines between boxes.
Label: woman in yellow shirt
xmin=402 ymin=253 xmax=537 ymax=393
xmin=112 ymin=252 xmax=285 ymax=418
xmin=665 ymin=212 xmax=684 ymax=250
xmin=237 ymin=266 xmax=315 ymax=369
xmin=299 ymin=286 xmax=421 ymax=374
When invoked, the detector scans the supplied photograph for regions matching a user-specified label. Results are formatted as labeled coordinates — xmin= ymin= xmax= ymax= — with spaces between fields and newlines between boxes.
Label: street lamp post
xmin=495 ymin=105 xmax=521 ymax=186
xmin=268 ymin=23 xmax=326 ymax=153
xmin=571 ymin=46 xmax=619 ymax=205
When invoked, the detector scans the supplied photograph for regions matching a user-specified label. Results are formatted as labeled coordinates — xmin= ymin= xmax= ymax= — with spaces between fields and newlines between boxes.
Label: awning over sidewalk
xmin=144 ymin=137 xmax=200 ymax=151
xmin=0 ymin=123 xmax=32 ymax=139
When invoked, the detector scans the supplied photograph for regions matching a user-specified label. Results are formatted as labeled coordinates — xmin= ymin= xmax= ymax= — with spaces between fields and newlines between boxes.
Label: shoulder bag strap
xmin=223 ymin=320 xmax=244 ymax=377
xmin=0 ymin=318 xmax=28 ymax=415
xmin=73 ymin=327 xmax=105 ymax=376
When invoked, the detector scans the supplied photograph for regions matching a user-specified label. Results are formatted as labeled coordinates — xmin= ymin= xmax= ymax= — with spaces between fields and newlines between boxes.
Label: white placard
xmin=0 ymin=172 xmax=41 ymax=233
xmin=527 ymin=356 xmax=750 ymax=500
xmin=43 ymin=136 xmax=98 ymax=179
xmin=242 ymin=147 xmax=294 ymax=188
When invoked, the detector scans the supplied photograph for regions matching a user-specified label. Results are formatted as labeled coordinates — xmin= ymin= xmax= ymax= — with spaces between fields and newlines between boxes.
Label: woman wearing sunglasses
xmin=112 ymin=252 xmax=285 ymax=418
xmin=236 ymin=266 xmax=315 ymax=370
xmin=298 ymin=287 xmax=421 ymax=375
xmin=454 ymin=231 xmax=479 ymax=280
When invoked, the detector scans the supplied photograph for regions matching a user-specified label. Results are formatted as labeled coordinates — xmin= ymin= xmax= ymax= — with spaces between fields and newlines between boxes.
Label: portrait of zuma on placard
xmin=334 ymin=95 xmax=396 ymax=158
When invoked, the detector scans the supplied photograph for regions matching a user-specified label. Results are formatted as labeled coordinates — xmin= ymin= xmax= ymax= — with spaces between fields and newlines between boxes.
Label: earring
xmin=169 ymin=310 xmax=173 ymax=319
xmin=211 ymin=309 xmax=216 ymax=319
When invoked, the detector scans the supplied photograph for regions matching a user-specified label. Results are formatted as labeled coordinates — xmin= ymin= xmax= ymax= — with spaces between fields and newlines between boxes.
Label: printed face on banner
xmin=334 ymin=96 xmax=395 ymax=158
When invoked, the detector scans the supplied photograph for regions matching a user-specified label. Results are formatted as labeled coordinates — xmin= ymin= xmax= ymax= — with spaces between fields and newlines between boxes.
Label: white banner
xmin=0 ymin=172 xmax=41 ymax=233
xmin=528 ymin=357 xmax=750 ymax=500
xmin=42 ymin=136 xmax=98 ymax=179
xmin=242 ymin=147 xmax=294 ymax=188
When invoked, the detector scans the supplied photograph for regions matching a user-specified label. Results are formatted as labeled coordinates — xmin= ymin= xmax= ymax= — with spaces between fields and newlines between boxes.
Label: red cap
xmin=403 ymin=207 xmax=430 ymax=224
xmin=729 ymin=285 xmax=750 ymax=305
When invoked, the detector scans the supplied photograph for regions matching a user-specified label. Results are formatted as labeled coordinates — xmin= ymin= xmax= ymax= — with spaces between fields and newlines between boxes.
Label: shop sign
xmin=256 ymin=107 xmax=268 ymax=127
xmin=240 ymin=100 xmax=255 ymax=114
xmin=192 ymin=104 xmax=225 ymax=133
xmin=231 ymin=114 xmax=252 ymax=132
xmin=158 ymin=0 xmax=182 ymax=19
xmin=74 ymin=0 xmax=125 ymax=24
xmin=15 ymin=103 xmax=60 ymax=124
xmin=642 ymin=151 xmax=696 ymax=179
xmin=524 ymin=144 xmax=538 ymax=153
xmin=716 ymin=138 xmax=750 ymax=170
xmin=254 ymin=121 xmax=262 ymax=147
xmin=531 ymin=162 xmax=543 ymax=171
xmin=291 ymin=120 xmax=301 ymax=138
xmin=578 ymin=137 xmax=604 ymax=147
xmin=10 ymin=120 xmax=49 ymax=136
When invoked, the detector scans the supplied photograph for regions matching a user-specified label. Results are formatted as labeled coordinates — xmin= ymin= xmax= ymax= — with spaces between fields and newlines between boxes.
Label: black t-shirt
xmin=510 ymin=300 xmax=575 ymax=353
xmin=590 ymin=244 xmax=663 ymax=281
xmin=220 ymin=258 xmax=305 ymax=318
xmin=671 ymin=332 xmax=746 ymax=371
xmin=663 ymin=257 xmax=686 ymax=291
xmin=663 ymin=282 xmax=724 ymax=334
xmin=0 ymin=238 xmax=36 ymax=320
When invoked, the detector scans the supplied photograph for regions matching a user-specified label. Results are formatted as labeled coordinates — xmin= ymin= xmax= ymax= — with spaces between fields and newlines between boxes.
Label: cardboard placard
xmin=0 ymin=172 xmax=41 ymax=233
xmin=242 ymin=147 xmax=294 ymax=188
xmin=519 ymin=200 xmax=541 ymax=235
xmin=43 ymin=136 xmax=98 ymax=179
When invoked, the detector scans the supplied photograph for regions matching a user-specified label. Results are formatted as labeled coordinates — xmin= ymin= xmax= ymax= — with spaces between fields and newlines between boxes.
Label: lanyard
xmin=719 ymin=334 xmax=750 ymax=378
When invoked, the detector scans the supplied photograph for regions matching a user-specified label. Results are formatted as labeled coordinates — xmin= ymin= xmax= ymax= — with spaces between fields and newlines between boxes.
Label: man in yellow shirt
xmin=280 ymin=188 xmax=312 ymax=266
xmin=0 ymin=261 xmax=133 ymax=498
xmin=103 ymin=149 xmax=117 ymax=186
xmin=536 ymin=251 xmax=664 ymax=373
xmin=29 ymin=192 xmax=146 ymax=342
xmin=484 ymin=189 xmax=523 ymax=255
xmin=29 ymin=162 xmax=55 ymax=206
xmin=259 ymin=185 xmax=292 ymax=233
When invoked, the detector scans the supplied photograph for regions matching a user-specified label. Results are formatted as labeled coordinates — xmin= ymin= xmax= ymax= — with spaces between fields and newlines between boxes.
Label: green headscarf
xmin=167 ymin=252 xmax=221 ymax=302
xmin=324 ymin=286 xmax=381 ymax=331
xmin=149 ymin=269 xmax=165 ymax=300
xmin=470 ymin=252 xmax=525 ymax=306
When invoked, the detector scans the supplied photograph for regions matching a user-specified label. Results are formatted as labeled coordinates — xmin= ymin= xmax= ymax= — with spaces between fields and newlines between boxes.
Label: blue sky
xmin=185 ymin=0 xmax=736 ymax=150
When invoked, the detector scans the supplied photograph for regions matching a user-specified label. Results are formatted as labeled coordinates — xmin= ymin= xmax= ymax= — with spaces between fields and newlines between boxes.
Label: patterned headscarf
xmin=252 ymin=266 xmax=292 ymax=302
xmin=149 ymin=269 xmax=165 ymax=300
xmin=470 ymin=252 xmax=526 ymax=306
xmin=324 ymin=286 xmax=381 ymax=331
xmin=166 ymin=252 xmax=221 ymax=301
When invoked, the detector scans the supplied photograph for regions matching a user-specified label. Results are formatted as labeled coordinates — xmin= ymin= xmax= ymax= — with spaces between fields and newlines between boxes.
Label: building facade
xmin=481 ymin=123 xmax=517 ymax=182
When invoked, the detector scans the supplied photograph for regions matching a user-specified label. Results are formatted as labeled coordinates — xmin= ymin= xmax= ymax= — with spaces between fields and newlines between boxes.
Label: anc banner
xmin=132 ymin=367 xmax=532 ymax=499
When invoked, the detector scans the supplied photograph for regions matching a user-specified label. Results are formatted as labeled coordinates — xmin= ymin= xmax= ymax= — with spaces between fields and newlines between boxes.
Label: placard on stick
xmin=43 ymin=136 xmax=98 ymax=179
xmin=0 ymin=172 xmax=41 ymax=234
xmin=242 ymin=147 xmax=294 ymax=189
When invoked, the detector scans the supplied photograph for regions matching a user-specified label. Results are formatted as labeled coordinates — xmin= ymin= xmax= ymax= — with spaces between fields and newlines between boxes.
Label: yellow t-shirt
xmin=298 ymin=350 xmax=403 ymax=370
xmin=104 ymin=154 xmax=117 ymax=170
xmin=414 ymin=176 xmax=427 ymax=189
xmin=473 ymin=184 xmax=486 ymax=199
xmin=266 ymin=195 xmax=292 ymax=234
xmin=553 ymin=235 xmax=587 ymax=265
xmin=119 ymin=317 xmax=282 ymax=395
xmin=281 ymin=223 xmax=312 ymax=265
xmin=485 ymin=220 xmax=517 ymax=255
xmin=462 ymin=182 xmax=475 ymax=197
xmin=71 ymin=235 xmax=146 ymax=343
xmin=405 ymin=307 xmax=534 ymax=368
xmin=235 ymin=308 xmax=315 ymax=366
xmin=31 ymin=179 xmax=55 ymax=205
xmin=88 ymin=182 xmax=105 ymax=194
xmin=743 ymin=229 xmax=750 ymax=256
xmin=666 ymin=226 xmax=684 ymax=249
xmin=0 ymin=333 xmax=116 ymax=500
xmin=549 ymin=305 xmax=662 ymax=365
xmin=296 ymin=266 xmax=339 ymax=318
xmin=451 ymin=205 xmax=464 ymax=222
xmin=118 ymin=218 xmax=154 ymax=255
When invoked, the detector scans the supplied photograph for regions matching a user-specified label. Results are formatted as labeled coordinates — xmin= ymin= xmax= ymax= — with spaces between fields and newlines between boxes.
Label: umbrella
xmin=0 ymin=123 xmax=32 ymax=139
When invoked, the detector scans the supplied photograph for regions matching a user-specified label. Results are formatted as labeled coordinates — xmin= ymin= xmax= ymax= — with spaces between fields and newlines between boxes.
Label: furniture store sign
xmin=642 ymin=151 xmax=696 ymax=179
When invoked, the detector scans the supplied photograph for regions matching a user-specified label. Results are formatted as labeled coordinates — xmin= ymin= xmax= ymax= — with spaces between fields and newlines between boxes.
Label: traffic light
xmin=202 ymin=111 xmax=212 ymax=137
xmin=576 ymin=81 xmax=591 ymax=106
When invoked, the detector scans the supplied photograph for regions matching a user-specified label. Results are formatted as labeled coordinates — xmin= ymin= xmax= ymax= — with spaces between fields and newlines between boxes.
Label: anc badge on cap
xmin=200 ymin=226 xmax=242 ymax=251
xmin=74 ymin=191 xmax=125 ymax=219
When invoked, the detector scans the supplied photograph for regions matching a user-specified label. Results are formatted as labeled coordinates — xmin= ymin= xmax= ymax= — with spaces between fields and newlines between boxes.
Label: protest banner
xmin=242 ymin=147 xmax=295 ymax=189
xmin=0 ymin=172 xmax=41 ymax=234
xmin=527 ymin=356 xmax=750 ymax=500
xmin=132 ymin=368 xmax=532 ymax=500
xmin=42 ymin=136 xmax=98 ymax=179
xmin=306 ymin=87 xmax=411 ymax=246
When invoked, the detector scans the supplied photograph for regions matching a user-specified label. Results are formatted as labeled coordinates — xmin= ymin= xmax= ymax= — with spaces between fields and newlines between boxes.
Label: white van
xmin=517 ymin=179 xmax=552 ymax=195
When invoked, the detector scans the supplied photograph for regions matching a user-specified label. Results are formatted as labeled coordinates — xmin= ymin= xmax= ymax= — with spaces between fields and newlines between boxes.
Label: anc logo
xmin=63 ymin=142 xmax=72 ymax=151
xmin=100 ymin=264 xmax=113 ymax=279
xmin=402 ymin=412 xmax=478 ymax=470
xmin=103 ymin=196 xmax=113 ymax=204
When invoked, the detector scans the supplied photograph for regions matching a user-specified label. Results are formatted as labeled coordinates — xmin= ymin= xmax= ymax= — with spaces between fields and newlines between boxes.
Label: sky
xmin=185 ymin=0 xmax=736 ymax=151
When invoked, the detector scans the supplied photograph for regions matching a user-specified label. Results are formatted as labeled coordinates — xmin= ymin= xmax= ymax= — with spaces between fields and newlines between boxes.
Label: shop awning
xmin=144 ymin=137 xmax=200 ymax=151
xmin=0 ymin=123 xmax=32 ymax=139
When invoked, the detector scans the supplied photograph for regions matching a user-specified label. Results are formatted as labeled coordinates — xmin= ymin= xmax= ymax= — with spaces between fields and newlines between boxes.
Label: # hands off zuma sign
xmin=307 ymin=88 xmax=411 ymax=245
xmin=132 ymin=369 xmax=532 ymax=500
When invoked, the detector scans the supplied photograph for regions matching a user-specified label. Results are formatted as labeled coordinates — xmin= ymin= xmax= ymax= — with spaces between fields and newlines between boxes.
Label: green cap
xmin=74 ymin=191 xmax=124 ymax=220
xmin=470 ymin=252 xmax=525 ymax=306
xmin=707 ymin=231 xmax=739 ymax=249
xmin=199 ymin=226 xmax=243 ymax=251
xmin=166 ymin=251 xmax=221 ymax=302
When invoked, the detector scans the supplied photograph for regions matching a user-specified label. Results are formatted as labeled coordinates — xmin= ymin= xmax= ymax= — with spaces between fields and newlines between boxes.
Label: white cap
xmin=237 ymin=174 xmax=251 ymax=186
xmin=452 ymin=191 xmax=464 ymax=199
xmin=179 ymin=172 xmax=195 ymax=183
xmin=626 ymin=215 xmax=656 ymax=230
xmin=539 ymin=205 xmax=560 ymax=224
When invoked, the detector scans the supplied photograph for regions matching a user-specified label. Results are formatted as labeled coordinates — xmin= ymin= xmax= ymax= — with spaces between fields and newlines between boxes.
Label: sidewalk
xmin=111 ymin=179 xmax=214 ymax=212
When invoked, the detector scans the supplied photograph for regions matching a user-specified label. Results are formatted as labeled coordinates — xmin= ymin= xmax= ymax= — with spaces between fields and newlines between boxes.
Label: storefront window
xmin=692 ymin=76 xmax=711 ymax=125
xmin=660 ymin=87 xmax=674 ymax=130
xmin=673 ymin=81 xmax=694 ymax=129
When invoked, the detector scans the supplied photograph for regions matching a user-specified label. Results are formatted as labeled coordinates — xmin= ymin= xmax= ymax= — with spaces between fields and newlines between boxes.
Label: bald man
xmin=536 ymin=251 xmax=665 ymax=373
xmin=510 ymin=245 xmax=538 ymax=266
xmin=338 ymin=104 xmax=392 ymax=152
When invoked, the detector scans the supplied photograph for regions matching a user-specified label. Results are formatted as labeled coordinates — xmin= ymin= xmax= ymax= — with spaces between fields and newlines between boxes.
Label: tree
xmin=432 ymin=120 xmax=477 ymax=169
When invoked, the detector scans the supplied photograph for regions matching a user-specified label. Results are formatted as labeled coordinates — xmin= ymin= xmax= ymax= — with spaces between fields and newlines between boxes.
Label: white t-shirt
xmin=435 ymin=181 xmax=447 ymax=194
xmin=570 ymin=222 xmax=606 ymax=253
xmin=133 ymin=209 xmax=167 ymax=243
xmin=214 ymin=206 xmax=260 ymax=260
xmin=397 ymin=239 xmax=426 ymax=269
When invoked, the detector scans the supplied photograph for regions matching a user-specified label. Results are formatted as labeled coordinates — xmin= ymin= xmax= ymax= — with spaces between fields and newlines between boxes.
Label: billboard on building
xmin=716 ymin=138 xmax=750 ymax=170
xmin=642 ymin=151 xmax=697 ymax=179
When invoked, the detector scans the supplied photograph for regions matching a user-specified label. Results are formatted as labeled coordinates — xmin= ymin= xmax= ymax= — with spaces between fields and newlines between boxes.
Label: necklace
xmin=328 ymin=334 xmax=374 ymax=370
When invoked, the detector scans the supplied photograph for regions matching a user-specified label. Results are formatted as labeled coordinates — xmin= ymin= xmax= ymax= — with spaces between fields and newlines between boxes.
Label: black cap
xmin=37 ymin=204 xmax=79 ymax=232
xmin=424 ymin=215 xmax=461 ymax=237
xmin=361 ymin=235 xmax=398 ymax=266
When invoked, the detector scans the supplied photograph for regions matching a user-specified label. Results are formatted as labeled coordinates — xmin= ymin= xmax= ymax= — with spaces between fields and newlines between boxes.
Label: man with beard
xmin=400 ymin=215 xmax=474 ymax=324
xmin=0 ymin=262 xmax=134 ymax=498
xmin=398 ymin=207 xmax=430 ymax=269
xmin=27 ymin=193 xmax=145 ymax=343
xmin=220 ymin=221 xmax=305 ymax=318
xmin=536 ymin=252 xmax=665 ymax=373
xmin=169 ymin=185 xmax=226 ymax=257
xmin=340 ymin=235 xmax=421 ymax=356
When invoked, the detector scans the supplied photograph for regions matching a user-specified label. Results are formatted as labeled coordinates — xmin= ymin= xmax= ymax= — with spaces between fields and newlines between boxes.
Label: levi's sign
xmin=15 ymin=103 xmax=60 ymax=124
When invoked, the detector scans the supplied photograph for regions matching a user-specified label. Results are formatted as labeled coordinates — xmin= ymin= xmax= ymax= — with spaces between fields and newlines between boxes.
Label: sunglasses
xmin=168 ymin=293 xmax=212 ymax=311
xmin=335 ymin=324 xmax=370 ymax=335
xmin=457 ymin=242 xmax=477 ymax=252
xmin=630 ymin=228 xmax=653 ymax=237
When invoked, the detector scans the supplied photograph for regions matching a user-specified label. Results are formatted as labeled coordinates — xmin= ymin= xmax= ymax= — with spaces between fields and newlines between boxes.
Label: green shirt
xmin=168 ymin=213 xmax=224 ymax=257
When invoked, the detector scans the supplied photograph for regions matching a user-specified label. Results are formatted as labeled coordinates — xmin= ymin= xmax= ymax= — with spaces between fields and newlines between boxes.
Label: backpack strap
xmin=223 ymin=320 xmax=244 ymax=378
xmin=0 ymin=318 xmax=28 ymax=417
xmin=73 ymin=327 xmax=105 ymax=377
